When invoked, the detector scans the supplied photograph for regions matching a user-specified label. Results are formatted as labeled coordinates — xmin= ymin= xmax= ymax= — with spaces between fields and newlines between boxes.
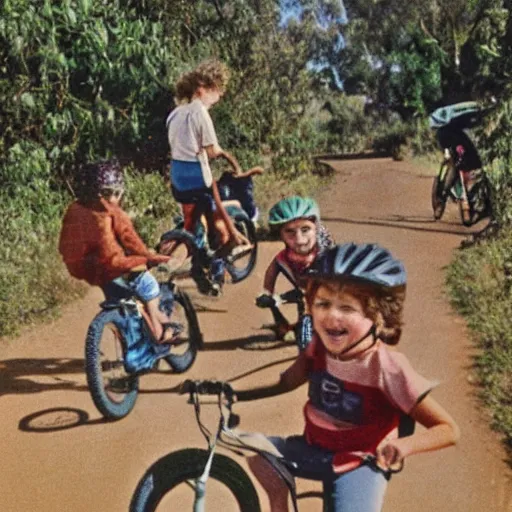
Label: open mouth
xmin=325 ymin=328 xmax=348 ymax=338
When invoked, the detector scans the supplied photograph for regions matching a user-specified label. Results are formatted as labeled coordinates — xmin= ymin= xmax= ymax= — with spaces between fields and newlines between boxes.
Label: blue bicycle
xmin=157 ymin=169 xmax=261 ymax=295
xmin=84 ymin=278 xmax=202 ymax=421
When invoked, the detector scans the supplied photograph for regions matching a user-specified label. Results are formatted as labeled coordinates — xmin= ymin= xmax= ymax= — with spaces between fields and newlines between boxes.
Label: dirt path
xmin=1 ymin=157 xmax=511 ymax=512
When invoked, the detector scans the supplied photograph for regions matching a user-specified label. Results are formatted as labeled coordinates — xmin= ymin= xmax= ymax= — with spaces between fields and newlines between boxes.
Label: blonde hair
xmin=174 ymin=59 xmax=230 ymax=103
xmin=305 ymin=279 xmax=406 ymax=345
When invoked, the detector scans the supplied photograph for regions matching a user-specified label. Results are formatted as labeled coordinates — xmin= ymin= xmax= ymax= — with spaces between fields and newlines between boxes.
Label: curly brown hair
xmin=305 ymin=279 xmax=406 ymax=345
xmin=174 ymin=59 xmax=230 ymax=103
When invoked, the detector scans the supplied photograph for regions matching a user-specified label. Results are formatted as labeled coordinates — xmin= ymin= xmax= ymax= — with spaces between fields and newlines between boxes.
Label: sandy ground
xmin=1 ymin=157 xmax=511 ymax=512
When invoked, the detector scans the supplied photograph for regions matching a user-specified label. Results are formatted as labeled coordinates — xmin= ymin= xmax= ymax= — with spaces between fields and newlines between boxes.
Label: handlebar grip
xmin=280 ymin=289 xmax=304 ymax=304
xmin=255 ymin=294 xmax=276 ymax=308
xmin=181 ymin=379 xmax=235 ymax=399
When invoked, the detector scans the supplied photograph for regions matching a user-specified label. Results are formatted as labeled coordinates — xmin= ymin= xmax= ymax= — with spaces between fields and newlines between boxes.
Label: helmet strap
xmin=327 ymin=324 xmax=377 ymax=360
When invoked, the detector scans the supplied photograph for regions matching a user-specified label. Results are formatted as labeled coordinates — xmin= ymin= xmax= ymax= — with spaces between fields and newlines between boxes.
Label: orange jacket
xmin=58 ymin=198 xmax=168 ymax=286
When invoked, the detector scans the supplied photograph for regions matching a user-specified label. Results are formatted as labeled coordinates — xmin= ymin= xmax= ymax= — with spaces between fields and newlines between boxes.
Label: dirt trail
xmin=1 ymin=157 xmax=511 ymax=512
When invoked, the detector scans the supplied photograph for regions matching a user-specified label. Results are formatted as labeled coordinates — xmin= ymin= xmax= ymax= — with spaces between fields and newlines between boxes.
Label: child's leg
xmin=247 ymin=455 xmax=290 ymax=512
xmin=181 ymin=203 xmax=200 ymax=232
xmin=145 ymin=298 xmax=165 ymax=341
xmin=323 ymin=465 xmax=388 ymax=512
xmin=131 ymin=272 xmax=173 ymax=343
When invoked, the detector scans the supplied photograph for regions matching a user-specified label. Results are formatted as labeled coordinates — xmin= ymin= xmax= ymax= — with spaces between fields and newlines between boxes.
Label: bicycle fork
xmin=193 ymin=444 xmax=217 ymax=512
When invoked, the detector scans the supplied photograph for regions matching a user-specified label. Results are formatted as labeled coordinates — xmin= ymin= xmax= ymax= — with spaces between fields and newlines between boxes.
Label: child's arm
xmin=262 ymin=258 xmax=280 ymax=295
xmin=235 ymin=352 xmax=309 ymax=402
xmin=205 ymin=144 xmax=242 ymax=176
xmin=211 ymin=180 xmax=250 ymax=245
xmin=376 ymin=395 xmax=460 ymax=469
xmin=109 ymin=205 xmax=169 ymax=267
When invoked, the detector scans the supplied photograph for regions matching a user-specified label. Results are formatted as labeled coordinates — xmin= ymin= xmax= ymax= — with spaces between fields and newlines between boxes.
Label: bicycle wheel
xmin=469 ymin=174 xmax=493 ymax=221
xmin=129 ymin=448 xmax=261 ymax=512
xmin=162 ymin=288 xmax=203 ymax=373
xmin=431 ymin=175 xmax=446 ymax=220
xmin=85 ymin=309 xmax=139 ymax=420
xmin=158 ymin=229 xmax=197 ymax=279
xmin=226 ymin=209 xmax=258 ymax=283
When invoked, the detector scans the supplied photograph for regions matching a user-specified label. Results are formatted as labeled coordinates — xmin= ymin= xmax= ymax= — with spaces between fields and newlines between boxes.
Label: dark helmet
xmin=307 ymin=243 xmax=406 ymax=290
xmin=268 ymin=196 xmax=320 ymax=227
xmin=77 ymin=159 xmax=124 ymax=201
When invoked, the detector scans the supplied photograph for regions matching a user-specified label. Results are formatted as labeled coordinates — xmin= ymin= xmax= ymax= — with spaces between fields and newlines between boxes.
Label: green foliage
xmin=323 ymin=94 xmax=370 ymax=153
xmin=0 ymin=140 xmax=84 ymax=336
xmin=123 ymin=169 xmax=180 ymax=247
xmin=477 ymin=94 xmax=512 ymax=227
xmin=446 ymin=229 xmax=512 ymax=447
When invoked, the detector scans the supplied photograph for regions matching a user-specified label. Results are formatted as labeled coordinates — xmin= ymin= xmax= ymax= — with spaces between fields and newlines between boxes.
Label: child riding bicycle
xmin=429 ymin=101 xmax=484 ymax=216
xmin=255 ymin=196 xmax=334 ymax=340
xmin=58 ymin=159 xmax=174 ymax=344
xmin=166 ymin=59 xmax=251 ymax=296
xmin=237 ymin=243 xmax=460 ymax=512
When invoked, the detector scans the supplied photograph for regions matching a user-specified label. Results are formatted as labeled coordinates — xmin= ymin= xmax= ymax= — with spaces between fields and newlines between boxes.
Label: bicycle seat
xmin=226 ymin=430 xmax=285 ymax=458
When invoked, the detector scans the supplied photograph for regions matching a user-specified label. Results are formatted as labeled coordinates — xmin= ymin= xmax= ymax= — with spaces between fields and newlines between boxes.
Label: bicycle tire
xmin=431 ymin=175 xmax=446 ymax=220
xmin=226 ymin=209 xmax=258 ymax=283
xmin=129 ymin=448 xmax=261 ymax=512
xmin=163 ymin=288 xmax=203 ymax=373
xmin=468 ymin=174 xmax=493 ymax=222
xmin=85 ymin=309 xmax=139 ymax=420
xmin=158 ymin=229 xmax=198 ymax=279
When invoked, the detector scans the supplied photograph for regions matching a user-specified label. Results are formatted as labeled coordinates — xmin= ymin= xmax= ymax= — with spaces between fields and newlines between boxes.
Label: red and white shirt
xmin=302 ymin=335 xmax=435 ymax=473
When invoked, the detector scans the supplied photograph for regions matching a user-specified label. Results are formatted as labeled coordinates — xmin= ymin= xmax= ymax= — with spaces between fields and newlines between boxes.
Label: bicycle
xmin=256 ymin=288 xmax=313 ymax=351
xmin=85 ymin=274 xmax=202 ymax=421
xmin=129 ymin=379 xmax=410 ymax=511
xmin=157 ymin=169 xmax=260 ymax=294
xmin=431 ymin=159 xmax=492 ymax=227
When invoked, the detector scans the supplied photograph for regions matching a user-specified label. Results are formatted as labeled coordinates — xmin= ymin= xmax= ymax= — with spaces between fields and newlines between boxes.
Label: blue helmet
xmin=307 ymin=243 xmax=406 ymax=290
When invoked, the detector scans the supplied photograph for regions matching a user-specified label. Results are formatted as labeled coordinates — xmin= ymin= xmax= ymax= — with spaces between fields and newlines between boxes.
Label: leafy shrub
xmin=446 ymin=229 xmax=512 ymax=447
xmin=372 ymin=120 xmax=413 ymax=160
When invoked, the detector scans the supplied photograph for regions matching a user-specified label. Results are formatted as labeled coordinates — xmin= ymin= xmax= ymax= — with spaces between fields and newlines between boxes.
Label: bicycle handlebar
xmin=181 ymin=379 xmax=235 ymax=401
xmin=256 ymin=289 xmax=304 ymax=309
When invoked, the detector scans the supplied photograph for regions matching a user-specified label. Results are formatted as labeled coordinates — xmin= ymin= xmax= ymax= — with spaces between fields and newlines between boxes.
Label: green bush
xmin=0 ymin=141 xmax=84 ymax=336
xmin=446 ymin=229 xmax=512 ymax=447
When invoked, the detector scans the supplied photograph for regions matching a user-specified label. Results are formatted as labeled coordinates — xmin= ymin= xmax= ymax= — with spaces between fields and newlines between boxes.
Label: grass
xmin=445 ymin=227 xmax=512 ymax=463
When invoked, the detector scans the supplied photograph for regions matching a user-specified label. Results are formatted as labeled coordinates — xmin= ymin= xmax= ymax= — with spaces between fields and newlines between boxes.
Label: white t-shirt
xmin=166 ymin=99 xmax=219 ymax=160
xmin=166 ymin=99 xmax=218 ymax=189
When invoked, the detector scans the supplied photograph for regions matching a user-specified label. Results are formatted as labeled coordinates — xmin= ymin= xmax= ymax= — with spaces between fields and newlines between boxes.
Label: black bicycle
xmin=256 ymin=288 xmax=313 ymax=351
xmin=431 ymin=160 xmax=492 ymax=226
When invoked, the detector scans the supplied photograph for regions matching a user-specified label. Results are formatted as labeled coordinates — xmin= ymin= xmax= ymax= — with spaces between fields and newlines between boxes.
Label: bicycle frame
xmin=180 ymin=381 xmax=404 ymax=512
xmin=183 ymin=381 xmax=300 ymax=512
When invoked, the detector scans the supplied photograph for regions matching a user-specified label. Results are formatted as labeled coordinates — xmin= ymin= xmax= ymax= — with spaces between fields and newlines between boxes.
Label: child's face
xmin=103 ymin=189 xmax=124 ymax=205
xmin=311 ymin=285 xmax=374 ymax=357
xmin=197 ymin=85 xmax=223 ymax=109
xmin=280 ymin=218 xmax=317 ymax=256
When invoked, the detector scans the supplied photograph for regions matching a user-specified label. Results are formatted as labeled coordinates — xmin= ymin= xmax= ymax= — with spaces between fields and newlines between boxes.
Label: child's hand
xmin=376 ymin=441 xmax=404 ymax=471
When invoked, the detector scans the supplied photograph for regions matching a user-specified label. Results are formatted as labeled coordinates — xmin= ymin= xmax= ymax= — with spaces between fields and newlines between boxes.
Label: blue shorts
xmin=268 ymin=435 xmax=388 ymax=512
xmin=102 ymin=271 xmax=160 ymax=303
